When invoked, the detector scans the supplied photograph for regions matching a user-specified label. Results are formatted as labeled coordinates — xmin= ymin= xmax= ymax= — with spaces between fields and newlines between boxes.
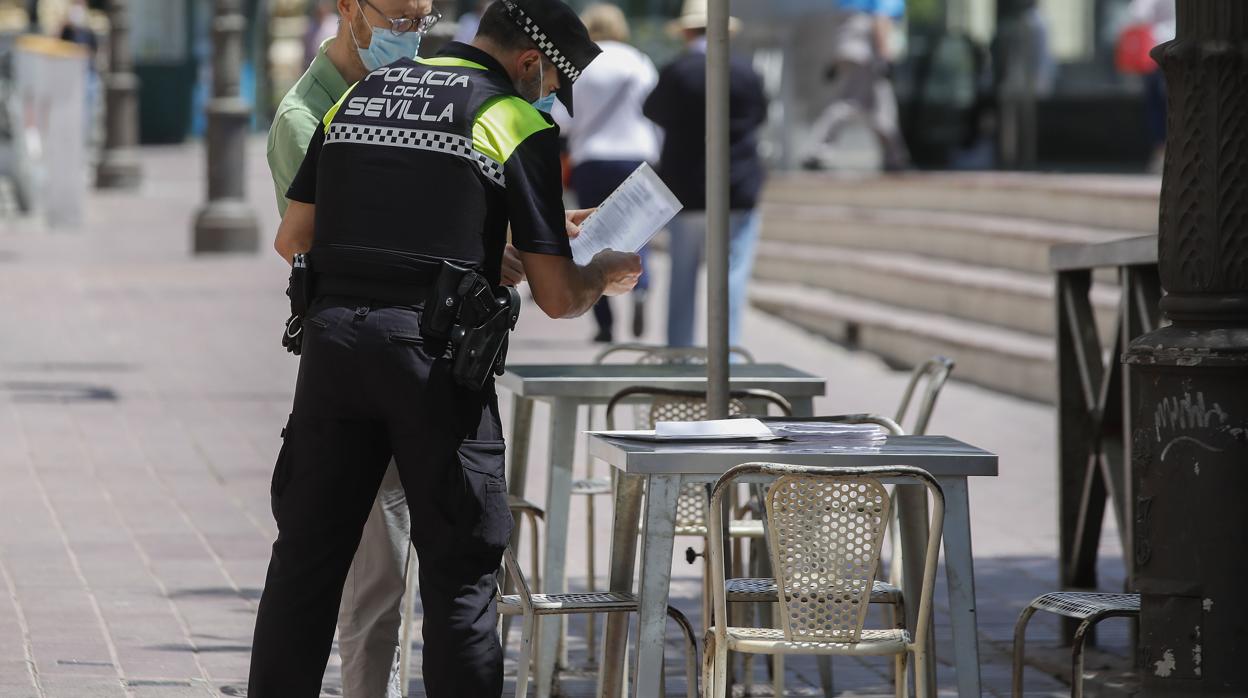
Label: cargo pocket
xmin=270 ymin=418 xmax=294 ymax=520
xmin=456 ymin=439 xmax=512 ymax=552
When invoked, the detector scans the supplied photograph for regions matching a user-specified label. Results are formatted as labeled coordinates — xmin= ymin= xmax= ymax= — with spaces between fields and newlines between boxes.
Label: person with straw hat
xmin=644 ymin=0 xmax=766 ymax=348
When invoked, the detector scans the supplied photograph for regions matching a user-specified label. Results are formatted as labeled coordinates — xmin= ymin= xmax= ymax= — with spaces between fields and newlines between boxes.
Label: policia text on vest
xmin=345 ymin=65 xmax=468 ymax=123
xmin=248 ymin=0 xmax=643 ymax=694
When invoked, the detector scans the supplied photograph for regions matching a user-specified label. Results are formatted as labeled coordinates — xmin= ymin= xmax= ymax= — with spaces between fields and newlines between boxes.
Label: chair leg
xmin=714 ymin=634 xmax=730 ymax=698
xmin=1071 ymin=618 xmax=1095 ymax=698
xmin=887 ymin=602 xmax=906 ymax=698
xmin=1011 ymin=606 xmax=1038 ymax=698
xmin=702 ymin=633 xmax=717 ymax=698
xmin=665 ymin=607 xmax=699 ymax=698
xmin=818 ymin=656 xmax=834 ymax=698
xmin=587 ymin=494 xmax=598 ymax=665
xmin=894 ymin=651 xmax=909 ymax=698
xmin=515 ymin=612 xmax=536 ymax=698
xmin=913 ymin=645 xmax=930 ymax=698
xmin=771 ymin=602 xmax=786 ymax=697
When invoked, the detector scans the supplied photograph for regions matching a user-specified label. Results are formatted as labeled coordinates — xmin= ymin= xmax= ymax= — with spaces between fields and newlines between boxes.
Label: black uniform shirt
xmin=287 ymin=42 xmax=571 ymax=284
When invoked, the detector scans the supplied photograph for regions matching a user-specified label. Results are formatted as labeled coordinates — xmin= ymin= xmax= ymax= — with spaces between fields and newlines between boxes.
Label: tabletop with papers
xmin=587 ymin=418 xmax=889 ymax=445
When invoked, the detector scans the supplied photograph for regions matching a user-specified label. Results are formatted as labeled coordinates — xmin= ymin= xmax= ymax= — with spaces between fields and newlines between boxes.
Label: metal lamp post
xmin=1124 ymin=1 xmax=1248 ymax=692
xmin=96 ymin=0 xmax=142 ymax=189
xmin=193 ymin=0 xmax=259 ymax=253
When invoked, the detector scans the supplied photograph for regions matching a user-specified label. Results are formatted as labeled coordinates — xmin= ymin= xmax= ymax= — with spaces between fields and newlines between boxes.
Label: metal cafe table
xmin=587 ymin=432 xmax=998 ymax=698
xmin=498 ymin=363 xmax=825 ymax=696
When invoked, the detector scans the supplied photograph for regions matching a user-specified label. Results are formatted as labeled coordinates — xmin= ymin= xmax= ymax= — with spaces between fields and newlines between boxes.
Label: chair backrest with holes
xmin=648 ymin=393 xmax=747 ymax=531
xmin=766 ymin=475 xmax=891 ymax=643
xmin=604 ymin=387 xmax=791 ymax=531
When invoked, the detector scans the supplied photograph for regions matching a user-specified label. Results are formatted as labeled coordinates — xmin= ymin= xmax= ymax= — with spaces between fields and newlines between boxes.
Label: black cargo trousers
xmin=248 ymin=296 xmax=513 ymax=697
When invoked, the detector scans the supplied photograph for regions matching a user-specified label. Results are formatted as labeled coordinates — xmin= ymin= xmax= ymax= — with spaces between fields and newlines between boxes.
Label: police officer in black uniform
xmin=247 ymin=1 xmax=641 ymax=695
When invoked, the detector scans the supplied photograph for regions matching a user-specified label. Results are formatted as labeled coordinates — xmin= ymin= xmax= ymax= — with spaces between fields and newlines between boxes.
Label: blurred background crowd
xmin=0 ymin=0 xmax=1174 ymax=175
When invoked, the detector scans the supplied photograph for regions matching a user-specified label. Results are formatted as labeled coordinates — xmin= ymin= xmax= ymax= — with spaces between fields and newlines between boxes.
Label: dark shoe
xmin=631 ymin=292 xmax=647 ymax=338
xmin=592 ymin=327 xmax=613 ymax=344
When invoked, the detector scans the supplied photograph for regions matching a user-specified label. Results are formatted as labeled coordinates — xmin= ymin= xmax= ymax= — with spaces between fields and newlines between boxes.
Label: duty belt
xmin=282 ymin=254 xmax=520 ymax=391
xmin=314 ymin=275 xmax=434 ymax=306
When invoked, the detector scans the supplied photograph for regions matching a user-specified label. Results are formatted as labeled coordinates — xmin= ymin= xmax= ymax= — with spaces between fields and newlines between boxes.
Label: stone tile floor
xmin=0 ymin=142 xmax=1131 ymax=696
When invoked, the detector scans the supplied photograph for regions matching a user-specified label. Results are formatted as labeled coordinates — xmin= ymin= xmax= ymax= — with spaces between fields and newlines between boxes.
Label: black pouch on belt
xmin=282 ymin=253 xmax=312 ymax=356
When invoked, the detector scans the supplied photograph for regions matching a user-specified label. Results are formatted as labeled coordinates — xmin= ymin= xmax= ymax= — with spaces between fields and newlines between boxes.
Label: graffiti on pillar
xmin=1152 ymin=391 xmax=1246 ymax=463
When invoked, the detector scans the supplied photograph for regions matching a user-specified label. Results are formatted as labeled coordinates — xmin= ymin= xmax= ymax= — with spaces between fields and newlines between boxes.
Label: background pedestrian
xmin=554 ymin=2 xmax=658 ymax=343
xmin=644 ymin=0 xmax=766 ymax=349
xmin=805 ymin=0 xmax=911 ymax=172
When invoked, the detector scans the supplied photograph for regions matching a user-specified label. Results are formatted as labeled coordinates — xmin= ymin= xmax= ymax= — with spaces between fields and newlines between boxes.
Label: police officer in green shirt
xmin=264 ymin=2 xmax=595 ymax=695
xmin=251 ymin=0 xmax=638 ymax=694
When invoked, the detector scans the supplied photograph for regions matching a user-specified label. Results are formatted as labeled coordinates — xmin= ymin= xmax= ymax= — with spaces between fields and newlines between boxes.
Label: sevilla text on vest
xmin=343 ymin=96 xmax=455 ymax=123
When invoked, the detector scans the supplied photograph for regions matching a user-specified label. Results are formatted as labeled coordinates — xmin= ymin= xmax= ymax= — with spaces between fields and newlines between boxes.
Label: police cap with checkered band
xmin=499 ymin=0 xmax=602 ymax=117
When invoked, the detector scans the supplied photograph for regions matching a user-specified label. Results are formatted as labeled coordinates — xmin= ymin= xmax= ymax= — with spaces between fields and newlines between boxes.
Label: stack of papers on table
xmin=589 ymin=418 xmax=782 ymax=442
xmin=764 ymin=421 xmax=888 ymax=444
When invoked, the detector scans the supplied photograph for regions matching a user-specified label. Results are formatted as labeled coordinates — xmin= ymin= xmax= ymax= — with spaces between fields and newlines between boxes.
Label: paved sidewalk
xmin=0 ymin=142 xmax=1129 ymax=697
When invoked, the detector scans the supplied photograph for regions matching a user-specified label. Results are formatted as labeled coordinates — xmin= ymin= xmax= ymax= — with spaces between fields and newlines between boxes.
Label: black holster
xmin=282 ymin=253 xmax=314 ymax=356
xmin=421 ymin=261 xmax=521 ymax=391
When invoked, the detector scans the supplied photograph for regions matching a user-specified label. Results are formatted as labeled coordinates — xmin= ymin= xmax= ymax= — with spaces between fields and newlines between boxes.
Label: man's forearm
xmin=562 ymin=260 xmax=610 ymax=318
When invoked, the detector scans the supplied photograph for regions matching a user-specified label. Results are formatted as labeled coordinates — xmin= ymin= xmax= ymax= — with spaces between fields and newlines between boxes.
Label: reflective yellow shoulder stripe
xmin=417 ymin=56 xmax=488 ymax=70
xmin=472 ymin=96 xmax=554 ymax=165
xmin=322 ymin=82 xmax=360 ymax=129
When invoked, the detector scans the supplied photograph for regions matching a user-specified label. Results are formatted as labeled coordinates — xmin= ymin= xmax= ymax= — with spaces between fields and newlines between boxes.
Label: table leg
xmin=790 ymin=396 xmax=815 ymax=417
xmin=536 ymin=398 xmax=578 ymax=698
xmin=895 ymin=483 xmax=936 ymax=694
xmin=502 ymin=395 xmax=535 ymax=644
xmin=597 ymin=469 xmax=645 ymax=698
xmin=633 ymin=474 xmax=681 ymax=698
xmin=507 ymin=394 xmax=534 ymax=505
xmin=938 ymin=476 xmax=981 ymax=698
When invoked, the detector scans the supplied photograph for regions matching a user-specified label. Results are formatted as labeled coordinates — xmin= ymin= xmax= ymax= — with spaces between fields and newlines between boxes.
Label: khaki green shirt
xmin=267 ymin=38 xmax=350 ymax=216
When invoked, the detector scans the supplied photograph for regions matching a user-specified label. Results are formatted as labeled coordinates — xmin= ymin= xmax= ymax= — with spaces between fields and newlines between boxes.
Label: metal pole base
xmin=193 ymin=198 xmax=259 ymax=253
xmin=96 ymin=150 xmax=142 ymax=189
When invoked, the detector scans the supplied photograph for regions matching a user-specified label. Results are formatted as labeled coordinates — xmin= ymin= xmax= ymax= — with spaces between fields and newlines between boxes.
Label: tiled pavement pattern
xmin=0 ymin=142 xmax=1130 ymax=697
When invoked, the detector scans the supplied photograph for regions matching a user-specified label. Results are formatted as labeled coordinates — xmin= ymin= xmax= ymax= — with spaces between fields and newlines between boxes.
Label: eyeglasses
xmin=360 ymin=0 xmax=442 ymax=35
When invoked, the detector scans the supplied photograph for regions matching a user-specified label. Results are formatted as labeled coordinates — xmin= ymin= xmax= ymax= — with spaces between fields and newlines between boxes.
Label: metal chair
xmin=397 ymin=495 xmax=545 ymax=697
xmin=729 ymin=414 xmax=906 ymax=697
xmin=1012 ymin=592 xmax=1140 ymax=698
xmin=497 ymin=546 xmax=700 ymax=698
xmin=569 ymin=345 xmax=765 ymax=662
xmin=895 ymin=356 xmax=955 ymax=436
xmin=607 ymin=387 xmax=792 ymax=633
xmin=703 ymin=463 xmax=945 ymax=698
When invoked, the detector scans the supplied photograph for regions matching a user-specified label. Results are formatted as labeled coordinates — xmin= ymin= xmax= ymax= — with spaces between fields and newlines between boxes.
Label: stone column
xmin=1123 ymin=1 xmax=1248 ymax=693
xmin=96 ymin=0 xmax=142 ymax=189
xmin=193 ymin=0 xmax=258 ymax=253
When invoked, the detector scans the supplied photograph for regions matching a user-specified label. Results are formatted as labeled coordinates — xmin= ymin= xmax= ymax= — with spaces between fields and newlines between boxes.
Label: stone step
xmin=749 ymin=281 xmax=1057 ymax=403
xmin=752 ymin=240 xmax=1120 ymax=339
xmin=759 ymin=201 xmax=1139 ymax=275
xmin=763 ymin=171 xmax=1160 ymax=232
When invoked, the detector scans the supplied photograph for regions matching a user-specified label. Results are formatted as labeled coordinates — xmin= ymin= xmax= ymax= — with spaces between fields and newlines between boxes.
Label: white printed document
xmin=587 ymin=418 xmax=784 ymax=443
xmin=570 ymin=163 xmax=683 ymax=265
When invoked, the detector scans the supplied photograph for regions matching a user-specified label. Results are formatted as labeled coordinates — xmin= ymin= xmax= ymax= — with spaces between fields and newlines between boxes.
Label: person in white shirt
xmin=553 ymin=3 xmax=659 ymax=341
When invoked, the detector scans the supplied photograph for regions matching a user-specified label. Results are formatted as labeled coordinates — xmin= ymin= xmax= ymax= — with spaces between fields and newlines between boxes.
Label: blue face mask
xmin=531 ymin=60 xmax=558 ymax=113
xmin=532 ymin=93 xmax=558 ymax=114
xmin=351 ymin=2 xmax=423 ymax=71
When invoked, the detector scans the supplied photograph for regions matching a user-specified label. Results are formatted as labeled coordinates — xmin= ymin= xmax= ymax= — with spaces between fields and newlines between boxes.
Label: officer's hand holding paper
xmin=570 ymin=163 xmax=683 ymax=266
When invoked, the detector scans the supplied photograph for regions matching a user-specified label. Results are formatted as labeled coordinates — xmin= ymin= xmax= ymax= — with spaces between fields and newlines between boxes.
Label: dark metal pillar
xmin=1124 ymin=1 xmax=1248 ymax=693
xmin=193 ymin=0 xmax=259 ymax=253
xmin=96 ymin=0 xmax=143 ymax=189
